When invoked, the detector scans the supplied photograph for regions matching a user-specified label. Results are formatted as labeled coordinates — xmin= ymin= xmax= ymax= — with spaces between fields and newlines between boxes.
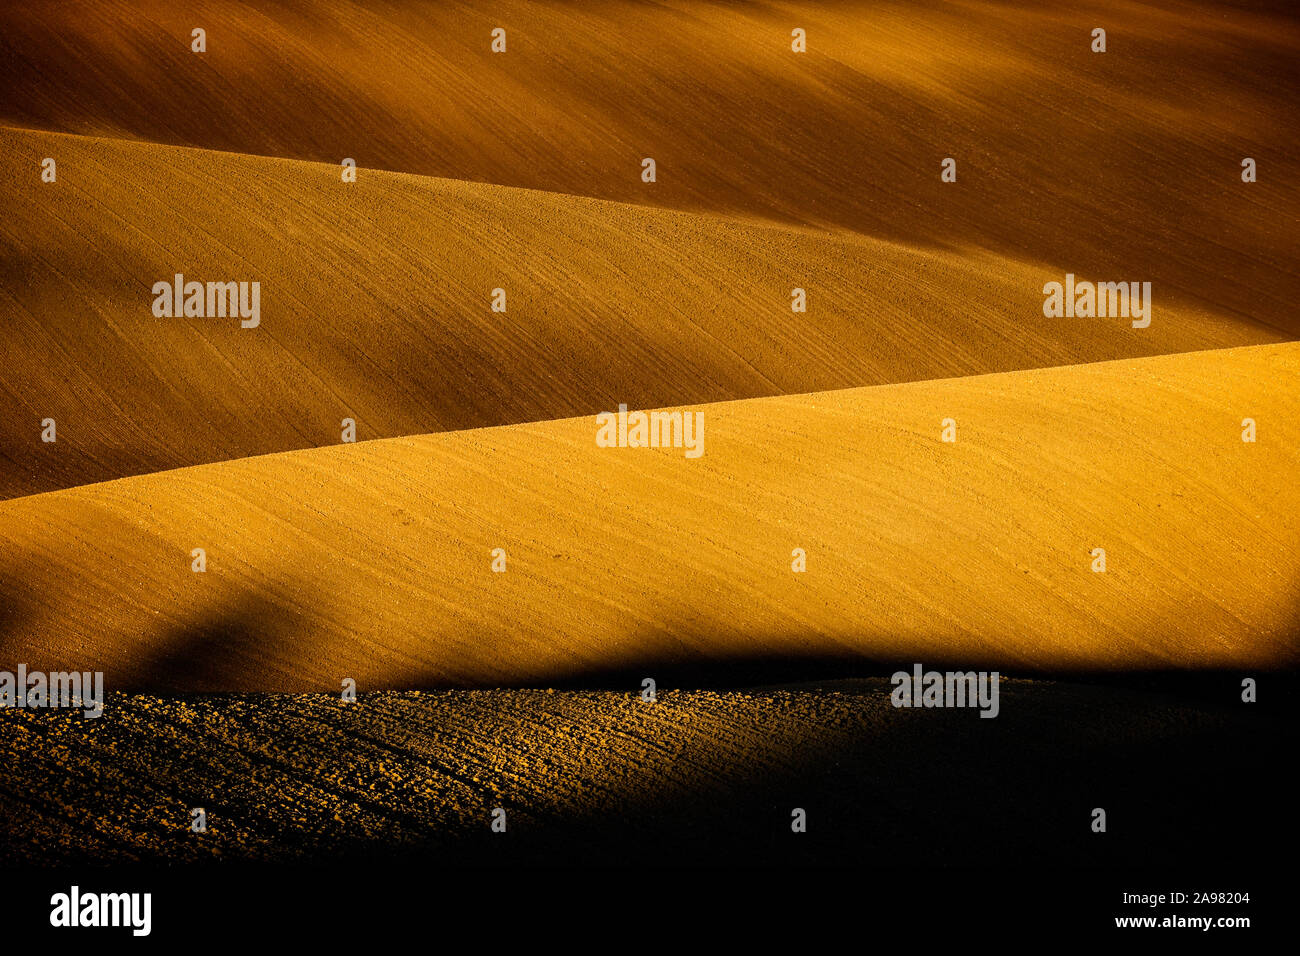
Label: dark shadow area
xmin=416 ymin=646 xmax=1300 ymax=717
xmin=122 ymin=585 xmax=310 ymax=693
xmin=1 ymin=679 xmax=1293 ymax=869
xmin=388 ymin=681 xmax=1297 ymax=868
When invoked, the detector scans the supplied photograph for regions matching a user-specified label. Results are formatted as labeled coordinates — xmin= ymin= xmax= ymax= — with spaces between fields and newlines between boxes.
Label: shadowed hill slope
xmin=0 ymin=126 xmax=1284 ymax=499
xmin=2 ymin=0 xmax=1296 ymax=330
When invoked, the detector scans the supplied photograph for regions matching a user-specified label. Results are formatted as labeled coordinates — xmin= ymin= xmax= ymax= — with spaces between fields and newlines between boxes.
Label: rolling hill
xmin=0 ymin=126 xmax=1284 ymax=499
xmin=1 ymin=342 xmax=1295 ymax=689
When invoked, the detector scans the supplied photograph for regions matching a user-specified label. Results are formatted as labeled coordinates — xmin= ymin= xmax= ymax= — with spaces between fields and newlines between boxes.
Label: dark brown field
xmin=2 ymin=680 xmax=1293 ymax=866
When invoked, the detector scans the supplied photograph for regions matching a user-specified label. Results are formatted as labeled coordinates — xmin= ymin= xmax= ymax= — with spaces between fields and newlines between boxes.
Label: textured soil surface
xmin=2 ymin=679 xmax=1292 ymax=866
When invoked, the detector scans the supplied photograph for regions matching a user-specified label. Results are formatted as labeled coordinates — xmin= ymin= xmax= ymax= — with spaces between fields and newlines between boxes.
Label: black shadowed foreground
xmin=1 ymin=677 xmax=1291 ymax=867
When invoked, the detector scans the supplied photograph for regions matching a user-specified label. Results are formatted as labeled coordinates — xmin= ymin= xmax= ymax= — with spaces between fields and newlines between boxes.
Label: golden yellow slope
xmin=2 ymin=0 xmax=1296 ymax=330
xmin=1 ymin=343 xmax=1295 ymax=689
xmin=0 ymin=126 xmax=1284 ymax=499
